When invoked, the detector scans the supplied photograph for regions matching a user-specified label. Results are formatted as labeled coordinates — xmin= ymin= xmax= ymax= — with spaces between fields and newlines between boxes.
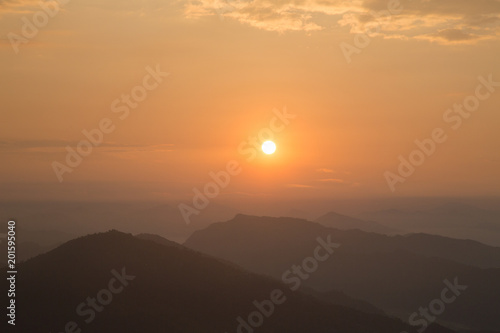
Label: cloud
xmin=0 ymin=139 xmax=174 ymax=154
xmin=185 ymin=0 xmax=355 ymax=32
xmin=0 ymin=0 xmax=40 ymax=15
xmin=316 ymin=178 xmax=346 ymax=183
xmin=186 ymin=0 xmax=326 ymax=32
xmin=231 ymin=191 xmax=272 ymax=197
xmin=184 ymin=0 xmax=500 ymax=43
xmin=417 ymin=28 xmax=491 ymax=44
xmin=315 ymin=178 xmax=360 ymax=187
xmin=98 ymin=143 xmax=174 ymax=154
xmin=287 ymin=183 xmax=315 ymax=188
xmin=317 ymin=168 xmax=335 ymax=173
xmin=0 ymin=0 xmax=170 ymax=17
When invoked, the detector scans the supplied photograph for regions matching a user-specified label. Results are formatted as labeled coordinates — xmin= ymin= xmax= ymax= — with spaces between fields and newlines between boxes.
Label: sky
xmin=1 ymin=0 xmax=499 ymax=203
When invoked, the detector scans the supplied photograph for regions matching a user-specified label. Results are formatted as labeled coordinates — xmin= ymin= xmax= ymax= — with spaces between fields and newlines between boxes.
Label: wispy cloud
xmin=317 ymin=168 xmax=335 ymax=173
xmin=0 ymin=0 xmax=41 ymax=15
xmin=0 ymin=139 xmax=174 ymax=154
xmin=316 ymin=178 xmax=346 ymax=183
xmin=416 ymin=28 xmax=493 ymax=44
xmin=184 ymin=0 xmax=500 ymax=43
xmin=287 ymin=183 xmax=315 ymax=188
xmin=315 ymin=178 xmax=361 ymax=187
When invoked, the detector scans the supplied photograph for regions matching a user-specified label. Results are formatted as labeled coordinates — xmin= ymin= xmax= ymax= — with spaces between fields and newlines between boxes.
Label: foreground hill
xmin=5 ymin=230 xmax=453 ymax=333
xmin=184 ymin=215 xmax=500 ymax=332
xmin=135 ymin=232 xmax=181 ymax=247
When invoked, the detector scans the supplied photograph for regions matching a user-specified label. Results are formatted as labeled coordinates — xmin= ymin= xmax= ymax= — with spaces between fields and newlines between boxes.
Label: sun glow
xmin=262 ymin=141 xmax=276 ymax=155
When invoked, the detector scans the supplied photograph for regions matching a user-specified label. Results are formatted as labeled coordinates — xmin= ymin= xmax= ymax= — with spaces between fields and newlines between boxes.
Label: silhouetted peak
xmin=317 ymin=211 xmax=358 ymax=220
xmin=135 ymin=233 xmax=180 ymax=248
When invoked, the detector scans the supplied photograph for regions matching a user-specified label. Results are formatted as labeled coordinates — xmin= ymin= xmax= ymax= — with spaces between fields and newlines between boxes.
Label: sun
xmin=262 ymin=141 xmax=276 ymax=155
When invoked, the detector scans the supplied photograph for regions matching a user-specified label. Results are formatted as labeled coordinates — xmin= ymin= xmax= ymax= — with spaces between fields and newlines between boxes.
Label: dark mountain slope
xmin=5 ymin=230 xmax=454 ymax=333
xmin=184 ymin=215 xmax=500 ymax=331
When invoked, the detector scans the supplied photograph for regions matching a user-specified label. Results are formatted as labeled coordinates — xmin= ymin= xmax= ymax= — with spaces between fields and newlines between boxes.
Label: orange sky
xmin=1 ymin=0 xmax=499 ymax=202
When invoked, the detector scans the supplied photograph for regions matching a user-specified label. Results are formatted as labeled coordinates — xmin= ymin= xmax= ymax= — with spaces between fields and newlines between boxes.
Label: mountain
xmin=315 ymin=211 xmax=400 ymax=235
xmin=135 ymin=232 xmax=181 ymax=247
xmin=9 ymin=226 xmax=75 ymax=247
xmin=306 ymin=288 xmax=385 ymax=316
xmin=186 ymin=215 xmax=500 ymax=269
xmin=135 ymin=232 xmax=384 ymax=316
xmin=358 ymin=203 xmax=500 ymax=246
xmin=0 ymin=201 xmax=237 ymax=244
xmin=184 ymin=215 xmax=500 ymax=332
xmin=0 ymin=226 xmax=70 ymax=266
xmin=5 ymin=230 xmax=454 ymax=333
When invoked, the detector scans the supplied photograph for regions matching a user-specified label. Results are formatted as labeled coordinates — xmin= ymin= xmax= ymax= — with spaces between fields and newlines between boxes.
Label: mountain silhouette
xmin=185 ymin=214 xmax=500 ymax=331
xmin=359 ymin=203 xmax=500 ymax=246
xmin=4 ymin=230 xmax=456 ymax=333
xmin=315 ymin=211 xmax=400 ymax=235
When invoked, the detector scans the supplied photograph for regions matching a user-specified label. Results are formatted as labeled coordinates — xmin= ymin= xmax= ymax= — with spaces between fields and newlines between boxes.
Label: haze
xmin=1 ymin=0 xmax=499 ymax=205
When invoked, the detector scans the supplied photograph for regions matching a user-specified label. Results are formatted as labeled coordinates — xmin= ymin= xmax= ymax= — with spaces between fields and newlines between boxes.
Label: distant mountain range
xmin=2 ymin=201 xmax=499 ymax=248
xmin=358 ymin=203 xmax=500 ymax=246
xmin=3 ymin=201 xmax=499 ymax=332
xmin=0 ymin=226 xmax=73 ymax=267
xmin=185 ymin=214 xmax=500 ymax=332
xmin=4 ymin=230 xmax=455 ymax=333
xmin=0 ymin=201 xmax=237 ymax=244
xmin=315 ymin=211 xmax=401 ymax=235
